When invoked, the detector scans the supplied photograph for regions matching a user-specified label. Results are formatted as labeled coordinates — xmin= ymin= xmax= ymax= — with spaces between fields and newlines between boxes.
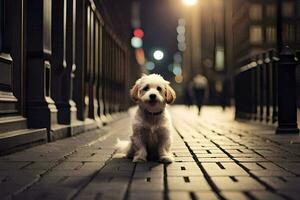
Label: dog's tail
xmin=115 ymin=138 xmax=131 ymax=153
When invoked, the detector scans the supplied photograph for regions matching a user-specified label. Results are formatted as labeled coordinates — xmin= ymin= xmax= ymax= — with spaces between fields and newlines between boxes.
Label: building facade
xmin=0 ymin=0 xmax=136 ymax=154
xmin=182 ymin=0 xmax=233 ymax=105
xmin=232 ymin=0 xmax=300 ymax=107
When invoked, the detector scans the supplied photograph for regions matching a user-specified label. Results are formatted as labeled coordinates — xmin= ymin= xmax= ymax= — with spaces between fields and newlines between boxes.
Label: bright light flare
xmin=182 ymin=0 xmax=198 ymax=6
xmin=153 ymin=50 xmax=164 ymax=61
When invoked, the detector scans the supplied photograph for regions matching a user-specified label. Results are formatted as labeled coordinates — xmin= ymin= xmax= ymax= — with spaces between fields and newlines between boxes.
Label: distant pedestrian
xmin=191 ymin=74 xmax=208 ymax=115
xmin=183 ymin=84 xmax=193 ymax=108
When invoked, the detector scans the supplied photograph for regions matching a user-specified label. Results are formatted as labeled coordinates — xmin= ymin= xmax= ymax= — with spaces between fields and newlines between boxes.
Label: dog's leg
xmin=157 ymin=128 xmax=174 ymax=163
xmin=131 ymin=135 xmax=147 ymax=163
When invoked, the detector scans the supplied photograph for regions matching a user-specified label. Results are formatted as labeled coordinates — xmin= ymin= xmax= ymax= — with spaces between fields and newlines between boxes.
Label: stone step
xmin=0 ymin=116 xmax=27 ymax=133
xmin=0 ymin=128 xmax=47 ymax=154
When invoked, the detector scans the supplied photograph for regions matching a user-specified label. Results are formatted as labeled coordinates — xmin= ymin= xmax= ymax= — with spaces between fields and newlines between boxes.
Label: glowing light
xmin=182 ymin=0 xmax=198 ymax=6
xmin=153 ymin=50 xmax=164 ymax=61
xmin=178 ymin=18 xmax=186 ymax=26
xmin=131 ymin=37 xmax=143 ymax=48
xmin=175 ymin=74 xmax=183 ymax=83
xmin=135 ymin=48 xmax=145 ymax=65
xmin=177 ymin=35 xmax=185 ymax=43
xmin=174 ymin=53 xmax=182 ymax=63
xmin=145 ymin=61 xmax=155 ymax=70
xmin=134 ymin=28 xmax=144 ymax=38
xmin=176 ymin=26 xmax=185 ymax=35
xmin=178 ymin=43 xmax=186 ymax=51
xmin=173 ymin=65 xmax=182 ymax=75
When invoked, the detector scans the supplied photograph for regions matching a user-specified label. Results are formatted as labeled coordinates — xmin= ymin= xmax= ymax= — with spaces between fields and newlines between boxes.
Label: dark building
xmin=232 ymin=0 xmax=300 ymax=64
xmin=182 ymin=0 xmax=233 ymax=105
xmin=0 ymin=0 xmax=138 ymax=154
xmin=231 ymin=0 xmax=300 ymax=118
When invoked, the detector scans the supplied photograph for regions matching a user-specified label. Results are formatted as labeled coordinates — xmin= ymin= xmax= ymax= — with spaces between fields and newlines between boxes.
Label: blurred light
xmin=178 ymin=18 xmax=186 ymax=26
xmin=177 ymin=35 xmax=185 ymax=43
xmin=175 ymin=74 xmax=183 ymax=83
xmin=135 ymin=48 xmax=145 ymax=65
xmin=174 ymin=53 xmax=182 ymax=63
xmin=134 ymin=28 xmax=144 ymax=38
xmin=145 ymin=61 xmax=155 ymax=70
xmin=173 ymin=65 xmax=182 ymax=75
xmin=215 ymin=48 xmax=224 ymax=71
xmin=153 ymin=50 xmax=164 ymax=61
xmin=131 ymin=37 xmax=143 ymax=48
xmin=182 ymin=0 xmax=198 ymax=6
xmin=176 ymin=26 xmax=185 ymax=35
xmin=178 ymin=43 xmax=186 ymax=51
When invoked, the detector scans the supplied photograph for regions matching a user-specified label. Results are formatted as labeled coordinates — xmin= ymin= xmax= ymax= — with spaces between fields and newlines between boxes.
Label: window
xmin=283 ymin=23 xmax=295 ymax=42
xmin=250 ymin=25 xmax=263 ymax=44
xmin=249 ymin=4 xmax=263 ymax=20
xmin=266 ymin=4 xmax=276 ymax=18
xmin=215 ymin=47 xmax=224 ymax=71
xmin=283 ymin=2 xmax=294 ymax=17
xmin=266 ymin=26 xmax=276 ymax=44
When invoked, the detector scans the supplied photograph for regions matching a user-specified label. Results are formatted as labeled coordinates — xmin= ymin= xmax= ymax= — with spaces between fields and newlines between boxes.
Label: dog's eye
xmin=157 ymin=86 xmax=162 ymax=92
xmin=143 ymin=86 xmax=149 ymax=91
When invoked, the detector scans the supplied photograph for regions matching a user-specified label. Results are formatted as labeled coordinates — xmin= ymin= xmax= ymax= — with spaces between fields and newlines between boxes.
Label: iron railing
xmin=235 ymin=46 xmax=299 ymax=134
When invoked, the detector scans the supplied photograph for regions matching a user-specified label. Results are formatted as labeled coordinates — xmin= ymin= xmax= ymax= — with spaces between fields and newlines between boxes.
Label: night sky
xmin=140 ymin=0 xmax=181 ymax=81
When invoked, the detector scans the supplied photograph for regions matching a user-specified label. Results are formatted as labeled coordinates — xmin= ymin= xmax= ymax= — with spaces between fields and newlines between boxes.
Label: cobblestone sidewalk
xmin=1 ymin=106 xmax=300 ymax=200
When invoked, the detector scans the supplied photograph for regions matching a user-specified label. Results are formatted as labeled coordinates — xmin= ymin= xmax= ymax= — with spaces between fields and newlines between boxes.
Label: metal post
xmin=276 ymin=46 xmax=299 ymax=134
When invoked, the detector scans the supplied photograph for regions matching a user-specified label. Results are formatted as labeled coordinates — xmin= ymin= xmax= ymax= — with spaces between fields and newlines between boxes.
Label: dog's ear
xmin=130 ymin=83 xmax=139 ymax=102
xmin=165 ymin=84 xmax=176 ymax=104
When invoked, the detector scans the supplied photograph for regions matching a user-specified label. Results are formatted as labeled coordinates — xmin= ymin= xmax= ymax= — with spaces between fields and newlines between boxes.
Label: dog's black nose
xmin=149 ymin=94 xmax=156 ymax=100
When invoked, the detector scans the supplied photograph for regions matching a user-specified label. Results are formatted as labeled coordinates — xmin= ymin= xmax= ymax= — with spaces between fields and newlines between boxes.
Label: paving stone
xmin=166 ymin=162 xmax=199 ymax=171
xmin=194 ymin=191 xmax=219 ymax=200
xmin=1 ymin=107 xmax=300 ymax=199
xmin=212 ymin=176 xmax=265 ymax=191
xmin=174 ymin=157 xmax=195 ymax=162
xmin=202 ymin=162 xmax=248 ymax=176
xmin=128 ymin=191 xmax=164 ymax=200
xmin=167 ymin=170 xmax=203 ymax=177
xmin=54 ymin=161 xmax=83 ymax=169
xmin=0 ymin=161 xmax=30 ymax=170
xmin=197 ymin=157 xmax=234 ymax=162
xmin=168 ymin=191 xmax=191 ymax=200
xmin=275 ymin=162 xmax=300 ymax=175
xmin=221 ymin=191 xmax=249 ymax=200
xmin=250 ymin=191 xmax=286 ymax=200
xmin=168 ymin=176 xmax=211 ymax=191
xmin=13 ymin=187 xmax=77 ymax=200
xmin=195 ymin=153 xmax=229 ymax=158
xmin=241 ymin=162 xmax=283 ymax=171
xmin=23 ymin=161 xmax=56 ymax=170
xmin=135 ymin=162 xmax=164 ymax=172
xmin=133 ymin=170 xmax=163 ymax=178
xmin=260 ymin=177 xmax=300 ymax=190
xmin=131 ymin=177 xmax=164 ymax=191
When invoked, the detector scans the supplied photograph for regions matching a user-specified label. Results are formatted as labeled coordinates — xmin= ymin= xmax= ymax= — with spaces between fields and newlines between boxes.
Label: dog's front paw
xmin=159 ymin=155 xmax=174 ymax=163
xmin=133 ymin=156 xmax=147 ymax=163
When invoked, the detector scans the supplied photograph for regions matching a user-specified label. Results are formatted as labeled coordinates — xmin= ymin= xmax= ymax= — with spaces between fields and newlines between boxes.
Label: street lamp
xmin=182 ymin=0 xmax=198 ymax=6
xmin=153 ymin=50 xmax=164 ymax=61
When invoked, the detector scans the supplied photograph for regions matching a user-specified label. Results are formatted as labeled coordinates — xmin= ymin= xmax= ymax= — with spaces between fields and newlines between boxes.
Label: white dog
xmin=117 ymin=74 xmax=176 ymax=163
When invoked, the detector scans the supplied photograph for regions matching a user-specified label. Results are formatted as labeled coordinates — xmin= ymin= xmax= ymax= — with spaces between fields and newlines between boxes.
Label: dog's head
xmin=130 ymin=74 xmax=176 ymax=113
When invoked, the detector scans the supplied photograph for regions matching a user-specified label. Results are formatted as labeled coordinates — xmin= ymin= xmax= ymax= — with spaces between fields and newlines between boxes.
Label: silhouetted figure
xmin=191 ymin=74 xmax=208 ymax=115
xmin=183 ymin=85 xmax=193 ymax=108
xmin=220 ymin=79 xmax=230 ymax=111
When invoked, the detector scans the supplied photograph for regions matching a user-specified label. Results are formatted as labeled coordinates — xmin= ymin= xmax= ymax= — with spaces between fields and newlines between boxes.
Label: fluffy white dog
xmin=117 ymin=74 xmax=176 ymax=163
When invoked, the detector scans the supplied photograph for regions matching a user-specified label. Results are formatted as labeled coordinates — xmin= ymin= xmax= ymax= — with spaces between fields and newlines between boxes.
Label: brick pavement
xmin=1 ymin=106 xmax=300 ymax=200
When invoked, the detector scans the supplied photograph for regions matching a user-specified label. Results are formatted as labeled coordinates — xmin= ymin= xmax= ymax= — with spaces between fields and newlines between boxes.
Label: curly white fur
xmin=117 ymin=74 xmax=176 ymax=163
